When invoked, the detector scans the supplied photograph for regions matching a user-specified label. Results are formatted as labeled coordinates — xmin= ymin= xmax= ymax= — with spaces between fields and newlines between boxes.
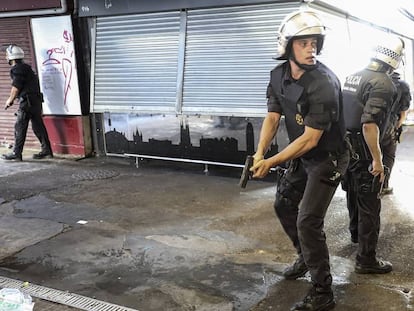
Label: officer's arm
xmin=268 ymin=126 xmax=322 ymax=166
xmin=362 ymin=122 xmax=383 ymax=178
xmin=397 ymin=110 xmax=409 ymax=128
xmin=252 ymin=125 xmax=322 ymax=178
xmin=4 ymin=86 xmax=19 ymax=110
xmin=254 ymin=112 xmax=281 ymax=160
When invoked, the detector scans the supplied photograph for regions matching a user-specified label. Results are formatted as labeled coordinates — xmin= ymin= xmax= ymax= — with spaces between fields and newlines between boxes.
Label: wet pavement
xmin=0 ymin=122 xmax=413 ymax=311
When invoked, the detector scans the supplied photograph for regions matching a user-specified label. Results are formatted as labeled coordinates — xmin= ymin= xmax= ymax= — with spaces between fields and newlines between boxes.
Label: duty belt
xmin=346 ymin=131 xmax=371 ymax=161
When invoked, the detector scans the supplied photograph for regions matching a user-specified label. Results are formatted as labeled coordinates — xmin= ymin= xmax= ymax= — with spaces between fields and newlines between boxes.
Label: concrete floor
xmin=0 ymin=125 xmax=413 ymax=311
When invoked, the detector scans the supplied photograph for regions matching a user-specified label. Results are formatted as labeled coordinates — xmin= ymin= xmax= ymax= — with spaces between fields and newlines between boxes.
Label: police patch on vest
xmin=296 ymin=114 xmax=304 ymax=125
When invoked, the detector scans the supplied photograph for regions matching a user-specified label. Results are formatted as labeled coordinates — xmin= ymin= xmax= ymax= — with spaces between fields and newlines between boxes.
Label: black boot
xmin=33 ymin=151 xmax=53 ymax=159
xmin=2 ymin=152 xmax=22 ymax=161
xmin=355 ymin=259 xmax=392 ymax=274
xmin=283 ymin=256 xmax=308 ymax=280
xmin=290 ymin=286 xmax=335 ymax=311
xmin=380 ymin=187 xmax=393 ymax=196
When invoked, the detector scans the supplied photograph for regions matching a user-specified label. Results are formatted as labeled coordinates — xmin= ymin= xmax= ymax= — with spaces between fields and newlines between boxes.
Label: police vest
xmin=342 ymin=68 xmax=395 ymax=136
xmin=269 ymin=62 xmax=345 ymax=157
xmin=11 ymin=62 xmax=42 ymax=105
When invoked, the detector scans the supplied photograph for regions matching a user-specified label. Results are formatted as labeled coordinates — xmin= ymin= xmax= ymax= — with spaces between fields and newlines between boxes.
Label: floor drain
xmin=0 ymin=276 xmax=139 ymax=311
xmin=71 ymin=170 xmax=119 ymax=181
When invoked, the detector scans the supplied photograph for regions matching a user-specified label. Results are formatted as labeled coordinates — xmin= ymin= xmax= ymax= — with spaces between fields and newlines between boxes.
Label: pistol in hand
xmin=239 ymin=155 xmax=254 ymax=188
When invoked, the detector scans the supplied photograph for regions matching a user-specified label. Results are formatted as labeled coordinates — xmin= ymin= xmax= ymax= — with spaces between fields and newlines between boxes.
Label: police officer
xmin=342 ymin=35 xmax=405 ymax=273
xmin=380 ymin=71 xmax=411 ymax=195
xmin=251 ymin=10 xmax=349 ymax=311
xmin=2 ymin=44 xmax=53 ymax=161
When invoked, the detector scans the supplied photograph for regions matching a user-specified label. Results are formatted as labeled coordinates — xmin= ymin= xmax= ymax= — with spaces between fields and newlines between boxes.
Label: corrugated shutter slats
xmin=92 ymin=3 xmax=300 ymax=116
xmin=182 ymin=3 xmax=300 ymax=116
xmin=0 ymin=17 xmax=38 ymax=150
xmin=93 ymin=11 xmax=181 ymax=113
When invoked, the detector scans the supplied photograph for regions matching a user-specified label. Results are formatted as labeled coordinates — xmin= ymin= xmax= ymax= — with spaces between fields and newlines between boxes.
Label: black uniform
xmin=10 ymin=62 xmax=52 ymax=157
xmin=381 ymin=73 xmax=412 ymax=189
xmin=342 ymin=67 xmax=395 ymax=264
xmin=267 ymin=61 xmax=349 ymax=290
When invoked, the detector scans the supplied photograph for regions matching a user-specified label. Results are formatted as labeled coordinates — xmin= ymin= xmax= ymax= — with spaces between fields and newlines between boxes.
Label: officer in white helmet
xmin=6 ymin=45 xmax=24 ymax=63
xmin=2 ymin=44 xmax=53 ymax=161
xmin=342 ymin=34 xmax=405 ymax=274
xmin=250 ymin=9 xmax=349 ymax=311
xmin=380 ymin=70 xmax=411 ymax=195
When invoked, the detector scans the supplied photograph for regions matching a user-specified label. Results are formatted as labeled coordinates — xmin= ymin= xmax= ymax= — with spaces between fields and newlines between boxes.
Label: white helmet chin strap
xmin=292 ymin=57 xmax=317 ymax=71
xmin=290 ymin=48 xmax=317 ymax=71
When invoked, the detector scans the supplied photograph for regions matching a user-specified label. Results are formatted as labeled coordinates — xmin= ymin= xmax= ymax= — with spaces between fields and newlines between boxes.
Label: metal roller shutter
xmin=182 ymin=3 xmax=300 ymax=117
xmin=93 ymin=11 xmax=181 ymax=113
xmin=0 ymin=17 xmax=38 ymax=150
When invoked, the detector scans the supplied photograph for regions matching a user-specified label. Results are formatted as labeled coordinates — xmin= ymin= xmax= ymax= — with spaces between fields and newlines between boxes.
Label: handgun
xmin=239 ymin=155 xmax=253 ymax=188
xmin=370 ymin=165 xmax=390 ymax=199
xmin=395 ymin=126 xmax=403 ymax=143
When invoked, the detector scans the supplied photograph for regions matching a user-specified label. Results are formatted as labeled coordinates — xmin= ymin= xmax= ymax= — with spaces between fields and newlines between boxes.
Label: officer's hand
xmin=250 ymin=153 xmax=264 ymax=178
xmin=4 ymin=101 xmax=12 ymax=110
xmin=250 ymin=158 xmax=272 ymax=179
xmin=369 ymin=160 xmax=385 ymax=182
xmin=252 ymin=153 xmax=264 ymax=166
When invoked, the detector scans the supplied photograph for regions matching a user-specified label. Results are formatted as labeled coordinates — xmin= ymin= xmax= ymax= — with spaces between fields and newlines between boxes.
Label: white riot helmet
xmin=276 ymin=10 xmax=326 ymax=60
xmin=371 ymin=35 xmax=405 ymax=70
xmin=6 ymin=45 xmax=24 ymax=61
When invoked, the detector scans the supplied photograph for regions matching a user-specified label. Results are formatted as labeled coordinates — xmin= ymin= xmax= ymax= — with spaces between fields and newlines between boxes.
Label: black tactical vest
xmin=11 ymin=62 xmax=42 ymax=105
xmin=342 ymin=68 xmax=395 ymax=136
xmin=269 ymin=62 xmax=346 ymax=158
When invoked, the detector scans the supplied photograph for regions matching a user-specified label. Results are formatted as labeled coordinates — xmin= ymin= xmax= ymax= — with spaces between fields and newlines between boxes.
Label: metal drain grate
xmin=71 ymin=169 xmax=119 ymax=181
xmin=0 ymin=276 xmax=139 ymax=311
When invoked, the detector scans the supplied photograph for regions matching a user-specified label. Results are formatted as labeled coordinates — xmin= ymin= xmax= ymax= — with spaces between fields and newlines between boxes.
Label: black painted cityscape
xmin=105 ymin=116 xmax=281 ymax=165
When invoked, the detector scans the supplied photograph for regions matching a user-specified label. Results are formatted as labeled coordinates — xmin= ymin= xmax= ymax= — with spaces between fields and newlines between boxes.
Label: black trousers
xmin=13 ymin=104 xmax=52 ymax=156
xmin=344 ymin=159 xmax=382 ymax=265
xmin=274 ymin=151 xmax=349 ymax=289
xmin=381 ymin=132 xmax=397 ymax=189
